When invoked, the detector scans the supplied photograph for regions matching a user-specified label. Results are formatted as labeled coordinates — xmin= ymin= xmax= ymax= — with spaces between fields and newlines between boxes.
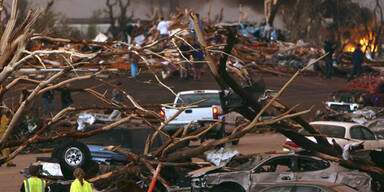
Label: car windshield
xmin=232 ymin=155 xmax=269 ymax=171
xmin=175 ymin=93 xmax=221 ymax=107
xmin=300 ymin=124 xmax=346 ymax=138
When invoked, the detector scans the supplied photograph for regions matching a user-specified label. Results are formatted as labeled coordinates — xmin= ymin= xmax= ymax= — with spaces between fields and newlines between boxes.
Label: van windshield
xmin=176 ymin=93 xmax=221 ymax=107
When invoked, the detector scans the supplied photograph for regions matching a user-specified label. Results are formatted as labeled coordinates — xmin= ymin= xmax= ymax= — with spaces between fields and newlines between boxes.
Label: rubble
xmin=206 ymin=143 xmax=239 ymax=167
xmin=1 ymin=1 xmax=384 ymax=191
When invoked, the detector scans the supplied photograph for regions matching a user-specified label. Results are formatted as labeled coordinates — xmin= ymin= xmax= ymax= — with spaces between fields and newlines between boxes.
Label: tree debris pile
xmin=2 ymin=1 xmax=384 ymax=192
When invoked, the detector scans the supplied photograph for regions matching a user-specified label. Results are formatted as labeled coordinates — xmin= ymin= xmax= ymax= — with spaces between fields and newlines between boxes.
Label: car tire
xmin=54 ymin=141 xmax=91 ymax=179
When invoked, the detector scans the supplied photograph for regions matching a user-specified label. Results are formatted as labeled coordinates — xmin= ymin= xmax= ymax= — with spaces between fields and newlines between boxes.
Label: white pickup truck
xmin=160 ymin=90 xmax=244 ymax=144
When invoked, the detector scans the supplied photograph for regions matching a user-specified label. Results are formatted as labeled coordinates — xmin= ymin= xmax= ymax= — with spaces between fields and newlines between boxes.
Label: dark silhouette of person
xmin=349 ymin=44 xmax=364 ymax=81
xmin=59 ymin=83 xmax=73 ymax=109
xmin=42 ymin=88 xmax=55 ymax=116
xmin=324 ymin=41 xmax=335 ymax=79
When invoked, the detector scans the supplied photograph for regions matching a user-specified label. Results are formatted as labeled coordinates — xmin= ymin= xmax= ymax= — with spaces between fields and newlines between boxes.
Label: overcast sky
xmin=23 ymin=0 xmax=272 ymax=24
xmin=14 ymin=0 xmax=380 ymax=26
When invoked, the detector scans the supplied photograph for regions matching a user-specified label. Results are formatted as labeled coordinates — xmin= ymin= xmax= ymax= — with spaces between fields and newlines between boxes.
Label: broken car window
xmin=297 ymin=157 xmax=330 ymax=172
xmin=255 ymin=157 xmax=293 ymax=173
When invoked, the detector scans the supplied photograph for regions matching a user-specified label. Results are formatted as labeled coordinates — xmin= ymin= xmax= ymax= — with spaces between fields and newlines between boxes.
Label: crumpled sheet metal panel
xmin=204 ymin=171 xmax=250 ymax=190
xmin=336 ymin=170 xmax=371 ymax=192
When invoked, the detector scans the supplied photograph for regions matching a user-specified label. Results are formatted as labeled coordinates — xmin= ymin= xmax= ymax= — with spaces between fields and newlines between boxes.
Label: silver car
xmin=190 ymin=154 xmax=371 ymax=192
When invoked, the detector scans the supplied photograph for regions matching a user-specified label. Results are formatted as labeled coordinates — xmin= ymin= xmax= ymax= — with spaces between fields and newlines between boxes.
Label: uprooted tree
xmin=86 ymin=11 xmax=384 ymax=191
xmin=1 ymin=1 xmax=384 ymax=191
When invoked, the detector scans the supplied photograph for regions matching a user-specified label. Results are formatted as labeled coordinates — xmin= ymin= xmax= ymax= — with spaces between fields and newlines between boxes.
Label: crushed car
xmin=190 ymin=154 xmax=371 ymax=192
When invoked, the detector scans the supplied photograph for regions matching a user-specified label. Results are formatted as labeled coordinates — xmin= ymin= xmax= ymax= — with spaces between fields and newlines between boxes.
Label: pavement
xmin=0 ymin=153 xmax=50 ymax=191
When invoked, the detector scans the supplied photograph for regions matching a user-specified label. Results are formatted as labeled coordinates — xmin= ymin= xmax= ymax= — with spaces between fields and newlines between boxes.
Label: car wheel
xmin=54 ymin=141 xmax=91 ymax=179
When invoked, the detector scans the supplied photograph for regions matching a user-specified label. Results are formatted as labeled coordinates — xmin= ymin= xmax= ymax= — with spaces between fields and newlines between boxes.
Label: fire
xmin=343 ymin=32 xmax=377 ymax=53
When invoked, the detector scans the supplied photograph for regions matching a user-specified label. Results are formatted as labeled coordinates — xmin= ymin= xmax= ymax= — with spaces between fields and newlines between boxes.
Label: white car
xmin=285 ymin=121 xmax=384 ymax=152
xmin=161 ymin=90 xmax=244 ymax=144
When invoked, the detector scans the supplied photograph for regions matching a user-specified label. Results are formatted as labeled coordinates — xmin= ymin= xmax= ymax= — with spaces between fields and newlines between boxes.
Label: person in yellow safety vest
xmin=20 ymin=165 xmax=48 ymax=192
xmin=70 ymin=168 xmax=93 ymax=192
xmin=0 ymin=111 xmax=15 ymax=167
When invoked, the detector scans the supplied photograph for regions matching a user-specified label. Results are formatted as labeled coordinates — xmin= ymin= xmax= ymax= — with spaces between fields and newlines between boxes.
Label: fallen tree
xmin=1 ymin=2 xmax=384 ymax=191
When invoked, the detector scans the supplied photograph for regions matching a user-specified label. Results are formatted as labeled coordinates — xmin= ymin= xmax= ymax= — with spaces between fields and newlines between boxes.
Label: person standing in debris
xmin=58 ymin=83 xmax=73 ymax=110
xmin=121 ymin=24 xmax=134 ymax=44
xmin=70 ymin=168 xmax=93 ymax=192
xmin=191 ymin=40 xmax=204 ymax=80
xmin=130 ymin=54 xmax=139 ymax=78
xmin=349 ymin=44 xmax=364 ymax=81
xmin=179 ymin=41 xmax=191 ymax=79
xmin=112 ymin=82 xmax=124 ymax=104
xmin=20 ymin=165 xmax=48 ymax=192
xmin=157 ymin=17 xmax=170 ymax=38
xmin=324 ymin=41 xmax=335 ymax=79
xmin=42 ymin=88 xmax=55 ymax=116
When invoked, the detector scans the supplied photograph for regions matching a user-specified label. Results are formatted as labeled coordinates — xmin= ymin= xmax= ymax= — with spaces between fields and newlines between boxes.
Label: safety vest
xmin=70 ymin=179 xmax=93 ymax=192
xmin=23 ymin=177 xmax=46 ymax=192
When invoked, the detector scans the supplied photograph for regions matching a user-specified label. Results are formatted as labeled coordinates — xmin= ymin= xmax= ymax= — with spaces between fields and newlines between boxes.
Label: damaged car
xmin=190 ymin=154 xmax=371 ymax=192
xmin=259 ymin=182 xmax=358 ymax=192
xmin=326 ymin=76 xmax=384 ymax=111
xmin=285 ymin=121 xmax=384 ymax=152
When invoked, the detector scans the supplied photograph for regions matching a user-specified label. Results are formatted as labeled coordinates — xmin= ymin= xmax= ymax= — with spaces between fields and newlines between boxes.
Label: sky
xmin=25 ymin=0 xmax=274 ymax=24
xmin=11 ymin=0 xmax=380 ymax=27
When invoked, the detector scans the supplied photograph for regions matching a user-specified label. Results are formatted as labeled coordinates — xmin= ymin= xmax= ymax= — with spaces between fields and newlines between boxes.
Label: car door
xmin=351 ymin=126 xmax=382 ymax=151
xmin=360 ymin=126 xmax=383 ymax=151
xmin=294 ymin=156 xmax=337 ymax=184
xmin=249 ymin=156 xmax=295 ymax=191
xmin=350 ymin=126 xmax=364 ymax=140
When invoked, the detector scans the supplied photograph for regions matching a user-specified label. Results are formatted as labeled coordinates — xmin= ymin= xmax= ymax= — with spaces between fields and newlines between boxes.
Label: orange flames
xmin=343 ymin=32 xmax=377 ymax=53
